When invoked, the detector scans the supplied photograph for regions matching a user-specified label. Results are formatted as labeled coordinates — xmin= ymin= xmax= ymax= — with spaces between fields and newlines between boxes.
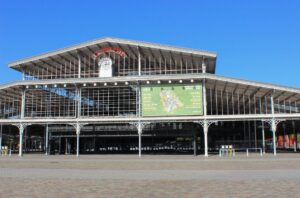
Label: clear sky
xmin=0 ymin=0 xmax=299 ymax=87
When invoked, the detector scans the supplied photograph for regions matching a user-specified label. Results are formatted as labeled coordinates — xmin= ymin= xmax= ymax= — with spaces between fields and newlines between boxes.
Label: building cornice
xmin=1 ymin=73 xmax=300 ymax=94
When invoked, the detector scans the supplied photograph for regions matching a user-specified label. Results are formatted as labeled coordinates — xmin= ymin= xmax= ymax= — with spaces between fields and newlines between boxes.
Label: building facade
xmin=0 ymin=37 xmax=300 ymax=157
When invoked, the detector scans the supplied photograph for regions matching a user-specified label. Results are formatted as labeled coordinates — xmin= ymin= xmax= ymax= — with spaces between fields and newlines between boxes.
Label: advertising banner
xmin=289 ymin=134 xmax=295 ymax=148
xmin=277 ymin=135 xmax=284 ymax=148
xmin=141 ymin=84 xmax=203 ymax=117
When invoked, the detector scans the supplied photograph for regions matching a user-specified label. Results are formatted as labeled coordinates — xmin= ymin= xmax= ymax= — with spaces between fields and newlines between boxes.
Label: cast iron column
xmin=270 ymin=94 xmax=277 ymax=156
xmin=76 ymin=123 xmax=80 ymax=157
xmin=138 ymin=122 xmax=142 ymax=158
xmin=45 ymin=124 xmax=49 ymax=155
xmin=261 ymin=121 xmax=266 ymax=154
xmin=19 ymin=124 xmax=24 ymax=157
xmin=203 ymin=121 xmax=208 ymax=157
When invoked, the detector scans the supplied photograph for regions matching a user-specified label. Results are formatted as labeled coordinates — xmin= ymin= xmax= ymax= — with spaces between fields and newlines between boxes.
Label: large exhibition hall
xmin=0 ymin=37 xmax=299 ymax=157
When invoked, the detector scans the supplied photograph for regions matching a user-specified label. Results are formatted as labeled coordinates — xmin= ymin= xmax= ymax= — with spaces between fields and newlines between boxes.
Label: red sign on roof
xmin=93 ymin=47 xmax=126 ymax=59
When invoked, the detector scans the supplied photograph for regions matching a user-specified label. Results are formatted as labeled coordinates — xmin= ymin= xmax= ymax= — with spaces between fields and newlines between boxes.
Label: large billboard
xmin=141 ymin=84 xmax=203 ymax=117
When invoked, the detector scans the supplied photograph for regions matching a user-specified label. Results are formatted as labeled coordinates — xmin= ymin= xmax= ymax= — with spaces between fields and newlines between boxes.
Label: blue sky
xmin=0 ymin=0 xmax=299 ymax=87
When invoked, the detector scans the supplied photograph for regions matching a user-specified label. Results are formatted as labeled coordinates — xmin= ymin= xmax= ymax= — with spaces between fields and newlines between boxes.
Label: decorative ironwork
xmin=12 ymin=123 xmax=32 ymax=134
xmin=262 ymin=119 xmax=285 ymax=131
xmin=194 ymin=120 xmax=218 ymax=129
xmin=68 ymin=122 xmax=89 ymax=134
xmin=129 ymin=122 xmax=151 ymax=131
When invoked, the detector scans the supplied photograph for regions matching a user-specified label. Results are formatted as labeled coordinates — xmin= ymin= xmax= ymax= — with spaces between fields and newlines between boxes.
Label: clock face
xmin=98 ymin=57 xmax=112 ymax=69
xmin=98 ymin=57 xmax=113 ymax=77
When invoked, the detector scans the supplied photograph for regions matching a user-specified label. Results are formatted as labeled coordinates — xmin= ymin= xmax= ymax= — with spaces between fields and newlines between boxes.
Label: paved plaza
xmin=0 ymin=153 xmax=300 ymax=197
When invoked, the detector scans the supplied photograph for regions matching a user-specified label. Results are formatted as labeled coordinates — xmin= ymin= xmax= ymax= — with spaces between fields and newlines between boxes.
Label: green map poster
xmin=141 ymin=84 xmax=203 ymax=117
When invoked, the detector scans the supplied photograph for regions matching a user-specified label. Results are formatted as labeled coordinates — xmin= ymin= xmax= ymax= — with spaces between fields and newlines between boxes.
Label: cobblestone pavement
xmin=0 ymin=153 xmax=300 ymax=198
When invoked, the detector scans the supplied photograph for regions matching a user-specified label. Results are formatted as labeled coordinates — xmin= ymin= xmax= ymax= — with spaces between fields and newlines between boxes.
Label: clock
xmin=98 ymin=57 xmax=113 ymax=77
xmin=98 ymin=57 xmax=112 ymax=69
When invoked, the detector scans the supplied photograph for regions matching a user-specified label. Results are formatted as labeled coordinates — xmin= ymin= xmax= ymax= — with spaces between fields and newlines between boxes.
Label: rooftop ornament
xmin=93 ymin=47 xmax=127 ymax=59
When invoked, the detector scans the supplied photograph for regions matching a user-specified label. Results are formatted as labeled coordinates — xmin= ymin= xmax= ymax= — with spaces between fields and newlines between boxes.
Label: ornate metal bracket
xmin=130 ymin=85 xmax=138 ymax=91
xmin=68 ymin=123 xmax=88 ymax=129
xmin=68 ymin=122 xmax=89 ymax=134
xmin=12 ymin=123 xmax=32 ymax=134
xmin=262 ymin=119 xmax=285 ymax=131
xmin=129 ymin=122 xmax=151 ymax=133
xmin=194 ymin=120 xmax=218 ymax=129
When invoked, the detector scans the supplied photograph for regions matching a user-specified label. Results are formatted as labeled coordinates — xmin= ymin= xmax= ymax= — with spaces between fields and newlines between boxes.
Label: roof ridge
xmin=8 ymin=36 xmax=217 ymax=68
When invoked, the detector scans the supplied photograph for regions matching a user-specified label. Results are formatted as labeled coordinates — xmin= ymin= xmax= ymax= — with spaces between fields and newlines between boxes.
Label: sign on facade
xmin=141 ymin=84 xmax=203 ymax=117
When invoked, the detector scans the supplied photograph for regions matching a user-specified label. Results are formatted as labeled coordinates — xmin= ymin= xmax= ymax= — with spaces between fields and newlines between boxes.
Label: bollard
xmin=228 ymin=145 xmax=232 ymax=157
xmin=246 ymin=148 xmax=249 ymax=157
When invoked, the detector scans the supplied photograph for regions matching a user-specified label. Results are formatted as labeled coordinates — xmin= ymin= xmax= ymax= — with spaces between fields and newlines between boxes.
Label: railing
xmin=219 ymin=145 xmax=263 ymax=157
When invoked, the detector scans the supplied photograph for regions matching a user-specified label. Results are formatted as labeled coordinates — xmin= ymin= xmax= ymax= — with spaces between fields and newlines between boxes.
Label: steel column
xmin=270 ymin=94 xmax=276 ymax=155
xmin=261 ymin=121 xmax=266 ymax=154
xmin=76 ymin=126 xmax=80 ymax=157
xmin=203 ymin=79 xmax=207 ymax=117
xmin=201 ymin=60 xmax=209 ymax=156
xmin=138 ymin=49 xmax=141 ymax=76
xmin=45 ymin=124 xmax=49 ymax=155
xmin=130 ymin=122 xmax=149 ymax=158
xmin=202 ymin=59 xmax=207 ymax=117
xmin=18 ymin=124 xmax=24 ymax=157
xmin=194 ymin=120 xmax=217 ymax=157
xmin=68 ymin=123 xmax=87 ymax=157
xmin=138 ymin=122 xmax=142 ymax=158
xmin=202 ymin=59 xmax=206 ymax=74
xmin=203 ymin=121 xmax=208 ymax=157
xmin=21 ymin=89 xmax=26 ymax=119
xmin=138 ymin=83 xmax=141 ymax=117
xmin=77 ymin=87 xmax=81 ymax=118
xmin=78 ymin=54 xmax=81 ymax=78
xmin=271 ymin=119 xmax=277 ymax=155
xmin=262 ymin=118 xmax=284 ymax=156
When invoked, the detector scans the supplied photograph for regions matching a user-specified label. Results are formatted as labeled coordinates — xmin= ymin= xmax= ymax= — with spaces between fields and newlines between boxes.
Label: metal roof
xmin=1 ymin=73 xmax=300 ymax=102
xmin=8 ymin=37 xmax=217 ymax=68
